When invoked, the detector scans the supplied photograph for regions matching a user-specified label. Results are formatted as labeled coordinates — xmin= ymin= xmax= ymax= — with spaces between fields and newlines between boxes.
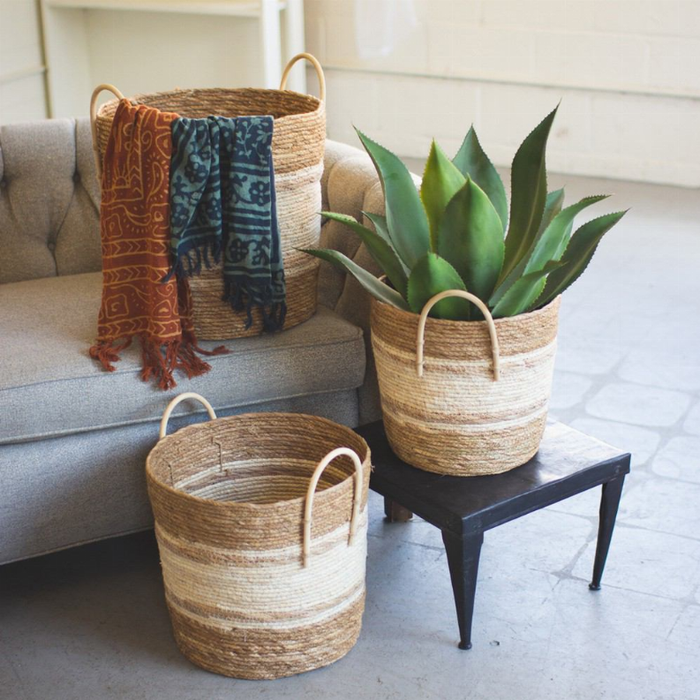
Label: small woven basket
xmin=146 ymin=393 xmax=371 ymax=680
xmin=371 ymin=290 xmax=561 ymax=476
xmin=90 ymin=53 xmax=326 ymax=340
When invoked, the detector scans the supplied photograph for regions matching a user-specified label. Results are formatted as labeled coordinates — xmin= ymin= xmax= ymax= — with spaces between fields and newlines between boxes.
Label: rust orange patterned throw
xmin=90 ymin=99 xmax=225 ymax=390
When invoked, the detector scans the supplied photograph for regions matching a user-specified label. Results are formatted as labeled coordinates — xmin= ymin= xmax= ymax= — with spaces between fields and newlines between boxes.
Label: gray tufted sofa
xmin=0 ymin=118 xmax=386 ymax=564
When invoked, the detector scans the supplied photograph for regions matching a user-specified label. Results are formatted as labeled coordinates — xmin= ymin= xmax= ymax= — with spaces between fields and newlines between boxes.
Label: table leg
xmin=589 ymin=475 xmax=626 ymax=591
xmin=384 ymin=497 xmax=413 ymax=522
xmin=441 ymin=530 xmax=484 ymax=650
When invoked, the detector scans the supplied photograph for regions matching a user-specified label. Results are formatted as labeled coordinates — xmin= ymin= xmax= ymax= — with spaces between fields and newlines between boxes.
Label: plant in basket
xmin=304 ymin=105 xmax=627 ymax=476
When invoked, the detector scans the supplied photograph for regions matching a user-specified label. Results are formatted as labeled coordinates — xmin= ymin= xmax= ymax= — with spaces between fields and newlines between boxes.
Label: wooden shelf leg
xmin=259 ymin=0 xmax=282 ymax=88
xmin=283 ymin=0 xmax=306 ymax=93
xmin=384 ymin=497 xmax=413 ymax=522
xmin=441 ymin=529 xmax=484 ymax=650
xmin=589 ymin=474 xmax=626 ymax=591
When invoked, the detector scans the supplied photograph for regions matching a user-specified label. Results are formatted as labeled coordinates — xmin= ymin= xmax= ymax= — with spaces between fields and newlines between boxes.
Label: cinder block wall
xmin=306 ymin=0 xmax=700 ymax=187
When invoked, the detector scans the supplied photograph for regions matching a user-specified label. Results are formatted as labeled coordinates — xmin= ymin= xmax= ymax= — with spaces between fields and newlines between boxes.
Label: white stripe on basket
xmin=169 ymin=583 xmax=366 ymax=633
xmin=173 ymin=457 xmax=315 ymax=490
xmin=385 ymin=402 xmax=550 ymax=433
xmin=159 ymin=513 xmax=368 ymax=630
xmin=274 ymin=160 xmax=324 ymax=190
xmin=372 ymin=333 xmax=558 ymax=371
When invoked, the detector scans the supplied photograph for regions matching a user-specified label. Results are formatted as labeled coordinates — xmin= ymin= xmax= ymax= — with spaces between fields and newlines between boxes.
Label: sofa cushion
xmin=0 ymin=272 xmax=366 ymax=444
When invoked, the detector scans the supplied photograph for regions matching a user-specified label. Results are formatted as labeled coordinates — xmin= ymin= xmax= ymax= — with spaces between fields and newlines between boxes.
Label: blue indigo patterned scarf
xmin=168 ymin=115 xmax=286 ymax=331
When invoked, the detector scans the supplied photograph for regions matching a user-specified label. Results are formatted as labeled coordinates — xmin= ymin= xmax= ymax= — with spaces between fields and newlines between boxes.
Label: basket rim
xmin=146 ymin=411 xmax=371 ymax=510
xmin=96 ymin=87 xmax=324 ymax=122
xmin=371 ymin=293 xmax=562 ymax=329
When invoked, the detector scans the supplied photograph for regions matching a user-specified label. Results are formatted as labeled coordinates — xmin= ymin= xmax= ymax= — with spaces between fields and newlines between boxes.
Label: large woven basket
xmin=146 ymin=393 xmax=371 ymax=680
xmin=371 ymin=290 xmax=561 ymax=476
xmin=90 ymin=53 xmax=326 ymax=340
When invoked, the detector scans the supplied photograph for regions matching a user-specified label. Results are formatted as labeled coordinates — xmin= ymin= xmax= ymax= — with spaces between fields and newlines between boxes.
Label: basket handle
xmin=416 ymin=290 xmax=500 ymax=381
xmin=303 ymin=447 xmax=363 ymax=567
xmin=280 ymin=52 xmax=326 ymax=102
xmin=90 ymin=83 xmax=125 ymax=181
xmin=158 ymin=392 xmax=218 ymax=440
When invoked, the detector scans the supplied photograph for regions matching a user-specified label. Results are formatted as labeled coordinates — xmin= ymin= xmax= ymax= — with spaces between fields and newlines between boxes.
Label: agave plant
xmin=304 ymin=106 xmax=627 ymax=320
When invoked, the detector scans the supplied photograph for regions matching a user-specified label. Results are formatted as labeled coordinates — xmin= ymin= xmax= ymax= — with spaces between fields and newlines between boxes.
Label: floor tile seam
xmin=546 ymin=572 xmax=700 ymax=607
xmin=368 ymin=530 xmax=445 ymax=554
xmin=573 ymin=369 xmax=696 ymax=399
xmin=545 ymin=506 xmax=598 ymax=522
xmin=575 ymin=402 xmax=692 ymax=435
xmin=612 ymin=520 xmax=700 ymax=544
xmin=645 ymin=470 xmax=700 ymax=488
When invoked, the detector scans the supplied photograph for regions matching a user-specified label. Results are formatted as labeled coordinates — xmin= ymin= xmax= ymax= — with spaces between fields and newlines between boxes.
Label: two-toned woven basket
xmin=90 ymin=53 xmax=326 ymax=340
xmin=371 ymin=290 xmax=561 ymax=476
xmin=146 ymin=393 xmax=372 ymax=680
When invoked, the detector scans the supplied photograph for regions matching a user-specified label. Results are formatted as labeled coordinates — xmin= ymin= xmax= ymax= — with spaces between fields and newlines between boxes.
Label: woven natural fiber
xmin=371 ymin=295 xmax=561 ymax=476
xmin=188 ymin=254 xmax=319 ymax=339
xmin=185 ymin=161 xmax=323 ymax=338
xmin=92 ymin=64 xmax=326 ymax=340
xmin=94 ymin=88 xmax=325 ymax=174
xmin=146 ymin=401 xmax=371 ymax=680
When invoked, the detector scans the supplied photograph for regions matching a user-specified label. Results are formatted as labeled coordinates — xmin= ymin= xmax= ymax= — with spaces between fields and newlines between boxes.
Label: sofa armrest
xmin=318 ymin=139 xmax=391 ymax=425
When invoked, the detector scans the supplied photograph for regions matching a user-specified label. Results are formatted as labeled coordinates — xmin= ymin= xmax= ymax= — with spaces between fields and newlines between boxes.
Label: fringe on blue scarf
xmin=167 ymin=115 xmax=286 ymax=332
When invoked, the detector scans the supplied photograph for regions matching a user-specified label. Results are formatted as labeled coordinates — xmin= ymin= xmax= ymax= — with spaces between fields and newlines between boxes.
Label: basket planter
xmin=370 ymin=291 xmax=561 ymax=476
xmin=90 ymin=53 xmax=326 ymax=340
xmin=146 ymin=393 xmax=371 ymax=680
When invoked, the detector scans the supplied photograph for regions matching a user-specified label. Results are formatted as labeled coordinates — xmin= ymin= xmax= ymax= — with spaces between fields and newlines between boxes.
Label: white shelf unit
xmin=41 ymin=0 xmax=306 ymax=118
xmin=44 ymin=0 xmax=282 ymax=18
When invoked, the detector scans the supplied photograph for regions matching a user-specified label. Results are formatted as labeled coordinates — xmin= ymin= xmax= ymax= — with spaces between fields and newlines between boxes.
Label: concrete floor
xmin=1 ymin=172 xmax=699 ymax=700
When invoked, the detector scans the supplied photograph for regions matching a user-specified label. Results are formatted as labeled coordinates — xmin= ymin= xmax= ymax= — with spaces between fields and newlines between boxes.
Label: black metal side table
xmin=355 ymin=421 xmax=631 ymax=650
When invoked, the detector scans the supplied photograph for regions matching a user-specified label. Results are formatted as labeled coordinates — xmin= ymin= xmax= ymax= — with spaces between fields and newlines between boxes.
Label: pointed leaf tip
xmin=421 ymin=141 xmax=466 ymax=250
xmin=318 ymin=211 xmax=409 ymax=297
xmin=355 ymin=129 xmax=430 ymax=269
xmin=302 ymin=247 xmax=410 ymax=311
xmin=502 ymin=107 xmax=559 ymax=281
xmin=536 ymin=209 xmax=627 ymax=308
xmin=452 ymin=126 xmax=508 ymax=230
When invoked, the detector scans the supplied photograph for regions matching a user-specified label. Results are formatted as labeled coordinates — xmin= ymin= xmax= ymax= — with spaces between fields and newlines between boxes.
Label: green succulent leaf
xmin=452 ymin=126 xmax=508 ymax=229
xmin=361 ymin=211 xmax=391 ymax=245
xmin=355 ymin=128 xmax=430 ymax=269
xmin=537 ymin=188 xmax=566 ymax=238
xmin=319 ymin=212 xmax=409 ymax=297
xmin=420 ymin=140 xmax=467 ymax=251
xmin=490 ymin=188 xmax=565 ymax=306
xmin=501 ymin=106 xmax=559 ymax=281
xmin=524 ymin=195 xmax=610 ymax=275
xmin=491 ymin=261 xmax=564 ymax=319
xmin=407 ymin=252 xmax=471 ymax=320
xmin=437 ymin=178 xmax=504 ymax=304
xmin=536 ymin=210 xmax=628 ymax=309
xmin=302 ymin=248 xmax=410 ymax=311
xmin=361 ymin=210 xmax=410 ymax=275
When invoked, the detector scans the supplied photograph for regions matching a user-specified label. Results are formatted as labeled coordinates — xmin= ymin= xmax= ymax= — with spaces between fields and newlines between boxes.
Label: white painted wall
xmin=0 ymin=0 xmax=48 ymax=124
xmin=306 ymin=0 xmax=700 ymax=187
xmin=84 ymin=11 xmax=261 ymax=100
xmin=1 ymin=0 xmax=696 ymax=186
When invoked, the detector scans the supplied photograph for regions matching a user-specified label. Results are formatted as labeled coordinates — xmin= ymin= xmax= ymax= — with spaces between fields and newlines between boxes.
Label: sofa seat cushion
xmin=0 ymin=273 xmax=366 ymax=444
